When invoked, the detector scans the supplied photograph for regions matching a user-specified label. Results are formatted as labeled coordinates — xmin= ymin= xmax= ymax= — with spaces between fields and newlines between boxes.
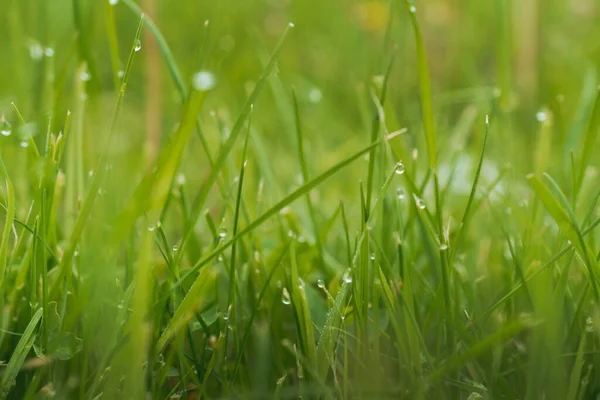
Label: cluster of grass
xmin=1 ymin=0 xmax=600 ymax=398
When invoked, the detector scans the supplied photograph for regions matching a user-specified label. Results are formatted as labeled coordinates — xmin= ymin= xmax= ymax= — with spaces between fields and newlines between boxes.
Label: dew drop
xmin=343 ymin=269 xmax=352 ymax=283
xmin=118 ymin=70 xmax=125 ymax=79
xmin=414 ymin=195 xmax=426 ymax=210
xmin=172 ymin=245 xmax=179 ymax=252
xmin=317 ymin=279 xmax=326 ymax=289
xmin=297 ymin=278 xmax=305 ymax=290
xmin=409 ymin=4 xmax=417 ymax=13
xmin=440 ymin=243 xmax=448 ymax=251
xmin=370 ymin=253 xmax=375 ymax=261
xmin=535 ymin=111 xmax=548 ymax=122
xmin=109 ymin=0 xmax=119 ymax=5
xmin=19 ymin=141 xmax=28 ymax=148
xmin=29 ymin=41 xmax=43 ymax=60
xmin=396 ymin=187 xmax=405 ymax=200
xmin=44 ymin=47 xmax=55 ymax=57
xmin=1 ymin=116 xmax=12 ymax=137
xmin=282 ymin=288 xmax=291 ymax=305
xmin=219 ymin=229 xmax=227 ymax=238
xmin=395 ymin=161 xmax=405 ymax=175
xmin=309 ymin=88 xmax=322 ymax=104
xmin=80 ymin=70 xmax=91 ymax=82
xmin=193 ymin=71 xmax=217 ymax=92
xmin=134 ymin=39 xmax=142 ymax=52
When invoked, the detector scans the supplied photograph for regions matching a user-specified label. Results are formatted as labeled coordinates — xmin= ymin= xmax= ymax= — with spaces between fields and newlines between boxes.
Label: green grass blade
xmin=451 ymin=115 xmax=489 ymax=262
xmin=0 ymin=308 xmax=42 ymax=399
xmin=0 ymin=173 xmax=15 ymax=292
xmin=404 ymin=2 xmax=437 ymax=169
xmin=577 ymin=86 xmax=600 ymax=193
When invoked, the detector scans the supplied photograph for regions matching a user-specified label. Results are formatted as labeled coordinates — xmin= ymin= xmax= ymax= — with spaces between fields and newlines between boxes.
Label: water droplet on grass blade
xmin=29 ymin=41 xmax=43 ymax=60
xmin=172 ymin=245 xmax=179 ymax=252
xmin=395 ymin=161 xmax=405 ymax=175
xmin=535 ymin=111 xmax=548 ymax=122
xmin=396 ymin=188 xmax=405 ymax=200
xmin=1 ymin=116 xmax=12 ymax=137
xmin=109 ymin=0 xmax=119 ymax=5
xmin=409 ymin=4 xmax=417 ymax=13
xmin=413 ymin=195 xmax=426 ymax=210
xmin=343 ymin=269 xmax=352 ymax=283
xmin=282 ymin=288 xmax=291 ymax=305
xmin=80 ymin=70 xmax=91 ymax=82
xmin=309 ymin=88 xmax=322 ymax=104
xmin=134 ymin=39 xmax=142 ymax=52
xmin=317 ymin=279 xmax=325 ymax=289
xmin=193 ymin=71 xmax=217 ymax=92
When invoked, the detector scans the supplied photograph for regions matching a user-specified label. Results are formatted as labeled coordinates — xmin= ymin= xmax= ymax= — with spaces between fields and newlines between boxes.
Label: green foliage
xmin=0 ymin=0 xmax=600 ymax=398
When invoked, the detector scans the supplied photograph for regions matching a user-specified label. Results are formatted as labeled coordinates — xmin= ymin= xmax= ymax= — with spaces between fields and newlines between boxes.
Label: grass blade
xmin=0 ymin=309 xmax=42 ymax=399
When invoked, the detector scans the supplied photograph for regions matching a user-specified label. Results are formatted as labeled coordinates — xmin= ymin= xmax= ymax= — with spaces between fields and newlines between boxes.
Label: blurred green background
xmin=2 ymin=0 xmax=600 ymax=177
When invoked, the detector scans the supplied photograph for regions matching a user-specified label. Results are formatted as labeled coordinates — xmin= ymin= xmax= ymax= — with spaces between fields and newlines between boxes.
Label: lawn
xmin=0 ymin=0 xmax=600 ymax=398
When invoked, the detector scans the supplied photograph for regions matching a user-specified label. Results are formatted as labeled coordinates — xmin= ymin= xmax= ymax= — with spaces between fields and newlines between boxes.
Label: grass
xmin=0 ymin=0 xmax=600 ymax=398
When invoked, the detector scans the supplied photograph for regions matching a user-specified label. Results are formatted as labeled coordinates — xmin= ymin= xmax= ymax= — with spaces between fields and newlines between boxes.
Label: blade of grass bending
xmin=528 ymin=173 xmax=600 ymax=300
xmin=0 ymin=308 xmax=42 ymax=399
xmin=0 ymin=160 xmax=15 ymax=292
xmin=174 ymin=24 xmax=294 ymax=266
xmin=289 ymin=243 xmax=318 ymax=374
xmin=224 ymin=110 xmax=253 ymax=372
xmin=48 ymin=16 xmax=144 ymax=299
xmin=482 ymin=216 xmax=600 ymax=319
xmin=171 ymin=141 xmax=378 ymax=293
xmin=451 ymin=115 xmax=490 ymax=260
xmin=576 ymin=86 xmax=600 ymax=193
xmin=157 ymin=266 xmax=217 ymax=351
xmin=366 ymin=50 xmax=397 ymax=211
xmin=316 ymin=281 xmax=350 ymax=381
xmin=403 ymin=1 xmax=437 ymax=169
xmin=428 ymin=318 xmax=534 ymax=382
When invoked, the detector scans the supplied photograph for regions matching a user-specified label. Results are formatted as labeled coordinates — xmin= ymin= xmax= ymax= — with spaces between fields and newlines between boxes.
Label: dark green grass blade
xmin=0 ymin=308 xmax=42 ymax=399
xmin=403 ymin=2 xmax=437 ymax=169
xmin=451 ymin=115 xmax=489 ymax=258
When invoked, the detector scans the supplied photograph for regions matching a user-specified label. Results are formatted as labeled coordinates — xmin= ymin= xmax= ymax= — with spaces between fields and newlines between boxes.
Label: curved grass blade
xmin=0 ymin=308 xmax=42 ymax=399
xmin=428 ymin=317 xmax=534 ymax=383
xmin=0 ymin=167 xmax=15 ymax=292
xmin=528 ymin=173 xmax=600 ymax=300
xmin=577 ymin=86 xmax=600 ymax=193
xmin=403 ymin=1 xmax=437 ymax=169
xmin=451 ymin=115 xmax=490 ymax=259
xmin=157 ymin=266 xmax=217 ymax=351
